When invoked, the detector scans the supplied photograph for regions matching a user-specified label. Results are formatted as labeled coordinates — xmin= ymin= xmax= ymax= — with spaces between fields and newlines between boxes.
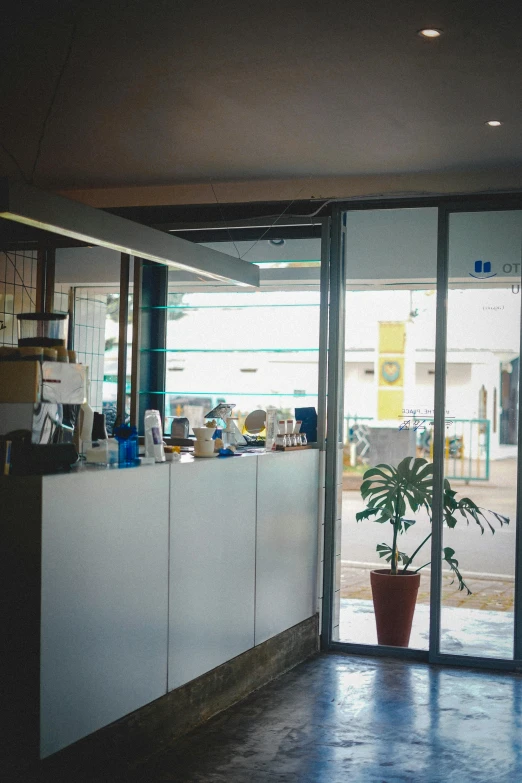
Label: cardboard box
xmin=0 ymin=361 xmax=87 ymax=404
xmin=0 ymin=361 xmax=42 ymax=403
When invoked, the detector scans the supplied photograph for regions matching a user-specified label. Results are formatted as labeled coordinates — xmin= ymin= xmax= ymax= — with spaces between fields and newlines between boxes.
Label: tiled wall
xmin=0 ymin=249 xmax=37 ymax=345
xmin=0 ymin=252 xmax=107 ymax=410
xmin=72 ymin=289 xmax=107 ymax=411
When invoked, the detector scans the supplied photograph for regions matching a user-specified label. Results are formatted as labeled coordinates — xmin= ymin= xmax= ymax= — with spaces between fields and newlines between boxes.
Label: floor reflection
xmin=339 ymin=598 xmax=514 ymax=658
xmin=129 ymin=654 xmax=522 ymax=783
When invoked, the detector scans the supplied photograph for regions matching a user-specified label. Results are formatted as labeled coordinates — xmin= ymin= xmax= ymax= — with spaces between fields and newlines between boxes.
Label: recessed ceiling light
xmin=485 ymin=120 xmax=502 ymax=127
xmin=418 ymin=28 xmax=442 ymax=38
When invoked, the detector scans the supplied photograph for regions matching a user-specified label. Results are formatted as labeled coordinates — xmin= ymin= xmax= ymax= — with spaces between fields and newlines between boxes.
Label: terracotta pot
xmin=370 ymin=569 xmax=421 ymax=647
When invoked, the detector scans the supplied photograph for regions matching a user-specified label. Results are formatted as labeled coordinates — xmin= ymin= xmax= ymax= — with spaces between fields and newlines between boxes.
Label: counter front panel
xmin=2 ymin=449 xmax=320 ymax=760
xmin=168 ymin=457 xmax=257 ymax=690
xmin=40 ymin=467 xmax=170 ymax=757
xmin=255 ymin=450 xmax=319 ymax=645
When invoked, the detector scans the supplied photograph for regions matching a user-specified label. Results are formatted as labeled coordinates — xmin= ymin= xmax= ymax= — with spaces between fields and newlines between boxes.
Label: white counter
xmin=2 ymin=449 xmax=320 ymax=758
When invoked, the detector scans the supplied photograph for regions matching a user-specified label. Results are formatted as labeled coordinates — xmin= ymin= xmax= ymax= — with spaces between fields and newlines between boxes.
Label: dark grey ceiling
xmin=1 ymin=0 xmax=521 ymax=189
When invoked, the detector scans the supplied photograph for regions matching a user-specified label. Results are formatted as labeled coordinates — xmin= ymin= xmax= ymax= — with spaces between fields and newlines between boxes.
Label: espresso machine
xmin=0 ymin=312 xmax=87 ymax=475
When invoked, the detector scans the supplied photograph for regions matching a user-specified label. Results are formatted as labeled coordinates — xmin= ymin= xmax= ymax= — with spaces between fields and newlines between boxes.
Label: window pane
xmin=163 ymin=238 xmax=321 ymax=437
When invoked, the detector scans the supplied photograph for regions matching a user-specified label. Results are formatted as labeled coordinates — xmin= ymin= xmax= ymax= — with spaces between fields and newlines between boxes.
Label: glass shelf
xmin=140 ymin=390 xmax=319 ymax=397
xmin=141 ymin=303 xmax=320 ymax=310
xmin=141 ymin=347 xmax=319 ymax=353
xmin=253 ymin=259 xmax=320 ymax=266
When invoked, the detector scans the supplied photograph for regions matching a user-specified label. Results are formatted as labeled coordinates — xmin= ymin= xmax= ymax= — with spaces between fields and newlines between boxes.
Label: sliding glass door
xmin=326 ymin=200 xmax=522 ymax=670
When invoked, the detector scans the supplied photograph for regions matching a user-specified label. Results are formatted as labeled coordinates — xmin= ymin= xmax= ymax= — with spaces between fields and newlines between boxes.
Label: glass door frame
xmin=323 ymin=196 xmax=522 ymax=672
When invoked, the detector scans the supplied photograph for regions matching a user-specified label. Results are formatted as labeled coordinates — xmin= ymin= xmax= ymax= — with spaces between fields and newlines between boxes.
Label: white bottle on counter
xmin=265 ymin=408 xmax=278 ymax=451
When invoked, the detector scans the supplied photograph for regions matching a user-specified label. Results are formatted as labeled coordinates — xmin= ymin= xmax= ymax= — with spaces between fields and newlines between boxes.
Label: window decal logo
xmin=469 ymin=260 xmax=496 ymax=279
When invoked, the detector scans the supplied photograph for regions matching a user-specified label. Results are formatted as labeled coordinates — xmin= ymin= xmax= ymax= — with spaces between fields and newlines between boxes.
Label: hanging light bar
xmin=0 ymin=178 xmax=259 ymax=288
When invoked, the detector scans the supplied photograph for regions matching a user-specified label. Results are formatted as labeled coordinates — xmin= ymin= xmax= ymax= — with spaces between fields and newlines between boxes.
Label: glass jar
xmin=17 ymin=312 xmax=69 ymax=348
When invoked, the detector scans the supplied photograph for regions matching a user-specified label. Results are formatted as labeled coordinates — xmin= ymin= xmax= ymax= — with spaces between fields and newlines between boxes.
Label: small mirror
xmin=244 ymin=409 xmax=266 ymax=435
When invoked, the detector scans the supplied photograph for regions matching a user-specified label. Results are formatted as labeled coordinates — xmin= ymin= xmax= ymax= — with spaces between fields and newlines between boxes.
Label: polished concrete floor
xmin=127 ymin=653 xmax=522 ymax=783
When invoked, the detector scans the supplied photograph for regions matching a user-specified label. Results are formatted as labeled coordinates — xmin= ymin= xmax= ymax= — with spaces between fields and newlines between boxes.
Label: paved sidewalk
xmin=341 ymin=564 xmax=515 ymax=611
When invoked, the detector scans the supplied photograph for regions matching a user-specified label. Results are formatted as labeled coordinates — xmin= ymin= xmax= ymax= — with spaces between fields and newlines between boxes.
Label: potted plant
xmin=356 ymin=456 xmax=509 ymax=647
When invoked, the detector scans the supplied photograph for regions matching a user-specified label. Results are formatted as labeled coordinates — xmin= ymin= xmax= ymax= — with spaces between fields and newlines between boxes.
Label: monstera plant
xmin=356 ymin=456 xmax=509 ymax=647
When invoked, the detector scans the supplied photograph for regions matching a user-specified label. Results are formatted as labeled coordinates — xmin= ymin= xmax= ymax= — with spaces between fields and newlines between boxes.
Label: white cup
xmin=194 ymin=439 xmax=215 ymax=456
xmin=193 ymin=427 xmax=216 ymax=442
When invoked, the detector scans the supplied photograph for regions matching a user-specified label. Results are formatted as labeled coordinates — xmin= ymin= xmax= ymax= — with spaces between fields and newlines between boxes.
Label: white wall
xmin=55 ymin=246 xmax=122 ymax=286
xmin=344 ymin=363 xmax=375 ymax=418
xmin=345 ymin=208 xmax=522 ymax=284
xmin=346 ymin=208 xmax=438 ymax=282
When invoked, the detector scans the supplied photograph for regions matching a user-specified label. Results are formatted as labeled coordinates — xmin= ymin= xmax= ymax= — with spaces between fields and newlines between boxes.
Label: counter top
xmin=0 ymin=445 xmax=319 ymax=484
xmin=66 ymin=445 xmax=317 ymax=475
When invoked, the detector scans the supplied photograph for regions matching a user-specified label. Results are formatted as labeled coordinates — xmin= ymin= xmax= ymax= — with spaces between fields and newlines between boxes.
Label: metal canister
xmin=171 ymin=417 xmax=189 ymax=439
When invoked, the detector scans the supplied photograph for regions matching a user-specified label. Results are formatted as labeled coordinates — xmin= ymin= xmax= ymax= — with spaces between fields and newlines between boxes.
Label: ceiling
xmin=1 ymin=0 xmax=521 ymax=192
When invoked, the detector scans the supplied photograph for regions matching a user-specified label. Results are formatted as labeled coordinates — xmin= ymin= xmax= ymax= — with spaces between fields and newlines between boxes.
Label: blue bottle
xmin=114 ymin=424 xmax=140 ymax=467
xmin=128 ymin=426 xmax=139 ymax=463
